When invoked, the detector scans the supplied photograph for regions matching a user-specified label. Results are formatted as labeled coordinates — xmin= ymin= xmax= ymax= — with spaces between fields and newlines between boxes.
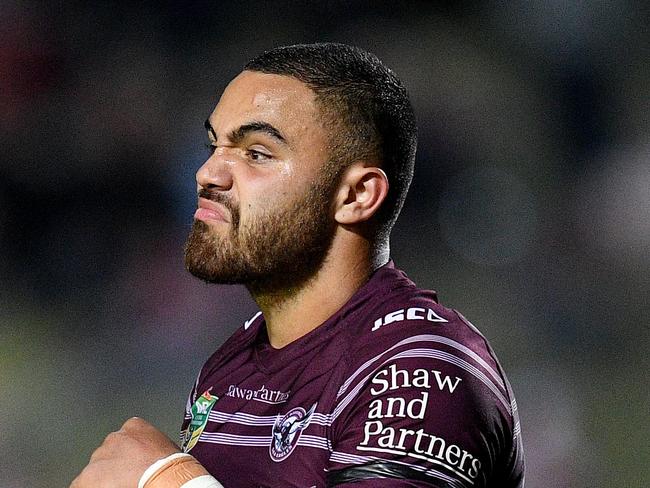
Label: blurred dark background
xmin=1 ymin=2 xmax=648 ymax=487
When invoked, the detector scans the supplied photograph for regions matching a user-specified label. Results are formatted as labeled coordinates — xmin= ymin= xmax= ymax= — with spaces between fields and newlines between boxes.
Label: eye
xmin=247 ymin=149 xmax=272 ymax=161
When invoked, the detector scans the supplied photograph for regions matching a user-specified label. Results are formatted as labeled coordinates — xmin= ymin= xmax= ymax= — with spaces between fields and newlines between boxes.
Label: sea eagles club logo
xmin=270 ymin=403 xmax=317 ymax=462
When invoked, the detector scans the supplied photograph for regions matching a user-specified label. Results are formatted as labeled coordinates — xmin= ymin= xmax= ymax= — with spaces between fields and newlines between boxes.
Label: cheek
xmin=235 ymin=155 xmax=319 ymax=223
xmin=277 ymin=160 xmax=294 ymax=178
xmin=242 ymin=168 xmax=301 ymax=206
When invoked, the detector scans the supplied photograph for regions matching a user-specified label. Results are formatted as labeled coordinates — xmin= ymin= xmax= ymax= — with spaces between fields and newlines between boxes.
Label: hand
xmin=70 ymin=417 xmax=181 ymax=488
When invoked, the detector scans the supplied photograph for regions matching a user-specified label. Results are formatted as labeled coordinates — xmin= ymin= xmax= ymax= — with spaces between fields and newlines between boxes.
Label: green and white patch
xmin=181 ymin=389 xmax=219 ymax=452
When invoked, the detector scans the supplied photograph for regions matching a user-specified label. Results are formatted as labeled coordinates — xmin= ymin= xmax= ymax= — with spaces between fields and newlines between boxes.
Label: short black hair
xmin=244 ymin=43 xmax=417 ymax=242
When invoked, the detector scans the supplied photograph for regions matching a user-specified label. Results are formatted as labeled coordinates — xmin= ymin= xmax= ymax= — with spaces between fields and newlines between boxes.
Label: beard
xmin=184 ymin=167 xmax=339 ymax=293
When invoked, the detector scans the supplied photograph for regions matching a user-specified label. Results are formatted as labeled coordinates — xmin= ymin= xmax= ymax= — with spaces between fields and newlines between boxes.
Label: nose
xmin=196 ymin=150 xmax=234 ymax=192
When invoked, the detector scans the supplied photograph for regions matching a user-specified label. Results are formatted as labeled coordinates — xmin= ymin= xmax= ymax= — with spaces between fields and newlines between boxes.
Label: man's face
xmin=184 ymin=71 xmax=340 ymax=290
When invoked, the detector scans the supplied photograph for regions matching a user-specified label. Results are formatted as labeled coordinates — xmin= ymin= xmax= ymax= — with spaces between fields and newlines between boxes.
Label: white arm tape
xmin=139 ymin=453 xmax=192 ymax=488
xmin=138 ymin=452 xmax=224 ymax=488
xmin=181 ymin=475 xmax=225 ymax=488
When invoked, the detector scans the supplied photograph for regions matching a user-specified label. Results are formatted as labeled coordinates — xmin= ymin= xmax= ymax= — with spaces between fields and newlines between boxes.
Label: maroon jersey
xmin=181 ymin=262 xmax=524 ymax=487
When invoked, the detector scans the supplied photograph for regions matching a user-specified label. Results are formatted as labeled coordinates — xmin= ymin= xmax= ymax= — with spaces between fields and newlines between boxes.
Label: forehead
xmin=208 ymin=71 xmax=322 ymax=141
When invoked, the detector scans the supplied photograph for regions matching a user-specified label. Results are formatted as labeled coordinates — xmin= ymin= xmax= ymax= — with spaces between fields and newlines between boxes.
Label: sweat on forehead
xmin=205 ymin=71 xmax=326 ymax=148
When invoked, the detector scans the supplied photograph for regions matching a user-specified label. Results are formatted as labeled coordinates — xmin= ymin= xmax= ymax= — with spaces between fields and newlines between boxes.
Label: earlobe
xmin=334 ymin=165 xmax=389 ymax=225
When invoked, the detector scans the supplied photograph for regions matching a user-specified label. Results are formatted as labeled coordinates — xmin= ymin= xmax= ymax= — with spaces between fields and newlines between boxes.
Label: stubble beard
xmin=184 ymin=170 xmax=339 ymax=294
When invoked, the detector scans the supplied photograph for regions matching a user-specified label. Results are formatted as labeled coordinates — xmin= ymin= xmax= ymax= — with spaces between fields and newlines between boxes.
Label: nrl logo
xmin=181 ymin=389 xmax=218 ymax=453
xmin=269 ymin=403 xmax=317 ymax=462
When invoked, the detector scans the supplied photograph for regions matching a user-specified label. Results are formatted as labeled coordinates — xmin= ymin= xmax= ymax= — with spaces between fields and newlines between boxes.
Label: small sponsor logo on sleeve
xmin=372 ymin=307 xmax=448 ymax=332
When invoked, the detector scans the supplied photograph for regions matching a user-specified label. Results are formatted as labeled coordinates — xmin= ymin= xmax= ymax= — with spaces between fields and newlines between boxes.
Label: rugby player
xmin=71 ymin=43 xmax=524 ymax=488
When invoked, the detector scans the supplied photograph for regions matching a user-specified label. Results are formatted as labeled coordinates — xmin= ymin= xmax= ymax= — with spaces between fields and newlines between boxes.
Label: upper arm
xmin=326 ymin=331 xmax=520 ymax=488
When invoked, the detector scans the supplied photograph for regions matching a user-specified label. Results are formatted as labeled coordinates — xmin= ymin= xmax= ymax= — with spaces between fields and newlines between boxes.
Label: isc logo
xmin=372 ymin=307 xmax=448 ymax=332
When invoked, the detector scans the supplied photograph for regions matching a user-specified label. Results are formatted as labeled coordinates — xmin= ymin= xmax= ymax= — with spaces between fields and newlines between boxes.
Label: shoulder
xmin=343 ymin=269 xmax=504 ymax=395
xmin=339 ymin=285 xmax=514 ymax=413
xmin=339 ymin=274 xmax=515 ymax=424
xmin=328 ymin=267 xmax=523 ymax=485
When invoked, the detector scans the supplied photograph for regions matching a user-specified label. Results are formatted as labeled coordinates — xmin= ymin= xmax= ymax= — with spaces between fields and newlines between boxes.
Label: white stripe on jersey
xmin=199 ymin=432 xmax=270 ymax=446
xmin=197 ymin=432 xmax=331 ymax=452
xmin=337 ymin=334 xmax=505 ymax=398
xmin=298 ymin=434 xmax=332 ymax=451
xmin=202 ymin=410 xmax=334 ymax=427
xmin=193 ymin=342 xmax=512 ymax=429
xmin=183 ymin=344 xmax=511 ymax=472
xmin=333 ymin=346 xmax=511 ymax=421
xmin=391 ymin=348 xmax=511 ymax=412
xmin=208 ymin=411 xmax=276 ymax=426
xmin=328 ymin=451 xmax=375 ymax=464
xmin=310 ymin=412 xmax=333 ymax=426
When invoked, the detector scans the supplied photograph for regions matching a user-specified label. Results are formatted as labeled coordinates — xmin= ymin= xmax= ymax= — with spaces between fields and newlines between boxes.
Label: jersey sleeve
xmin=326 ymin=320 xmax=524 ymax=488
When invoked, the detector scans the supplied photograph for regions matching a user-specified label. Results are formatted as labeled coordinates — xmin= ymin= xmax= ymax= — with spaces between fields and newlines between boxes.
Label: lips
xmin=195 ymin=197 xmax=229 ymax=223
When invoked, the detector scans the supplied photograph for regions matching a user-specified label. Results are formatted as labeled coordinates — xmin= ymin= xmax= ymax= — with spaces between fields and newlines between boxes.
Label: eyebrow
xmin=204 ymin=119 xmax=287 ymax=146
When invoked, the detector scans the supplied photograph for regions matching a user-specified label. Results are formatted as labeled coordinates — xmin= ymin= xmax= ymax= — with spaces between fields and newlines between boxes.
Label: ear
xmin=334 ymin=163 xmax=389 ymax=225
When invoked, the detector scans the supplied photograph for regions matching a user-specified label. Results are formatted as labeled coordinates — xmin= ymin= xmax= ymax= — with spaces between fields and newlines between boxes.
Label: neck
xmin=248 ymin=234 xmax=389 ymax=349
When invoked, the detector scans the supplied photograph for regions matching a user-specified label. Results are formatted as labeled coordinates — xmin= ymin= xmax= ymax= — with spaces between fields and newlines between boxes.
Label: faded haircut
xmin=244 ymin=43 xmax=417 ymax=242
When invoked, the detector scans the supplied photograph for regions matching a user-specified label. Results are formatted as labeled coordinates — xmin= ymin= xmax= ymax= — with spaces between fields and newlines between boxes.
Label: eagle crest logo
xmin=269 ymin=403 xmax=317 ymax=462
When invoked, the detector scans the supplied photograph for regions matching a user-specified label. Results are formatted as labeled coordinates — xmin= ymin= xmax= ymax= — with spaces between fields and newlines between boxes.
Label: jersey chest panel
xmin=187 ymin=357 xmax=345 ymax=488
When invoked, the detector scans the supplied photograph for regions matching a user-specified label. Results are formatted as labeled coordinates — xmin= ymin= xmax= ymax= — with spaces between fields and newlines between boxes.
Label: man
xmin=71 ymin=43 xmax=524 ymax=488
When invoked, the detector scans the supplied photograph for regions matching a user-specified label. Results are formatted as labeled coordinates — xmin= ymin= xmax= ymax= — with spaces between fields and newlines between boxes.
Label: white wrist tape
xmin=139 ymin=453 xmax=192 ymax=488
xmin=180 ymin=475 xmax=224 ymax=488
xmin=138 ymin=452 xmax=224 ymax=488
